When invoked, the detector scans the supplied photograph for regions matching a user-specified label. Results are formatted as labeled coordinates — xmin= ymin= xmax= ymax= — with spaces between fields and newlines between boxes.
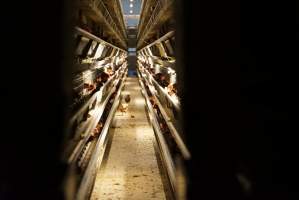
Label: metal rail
xmin=75 ymin=27 xmax=126 ymax=52
xmin=138 ymin=31 xmax=174 ymax=51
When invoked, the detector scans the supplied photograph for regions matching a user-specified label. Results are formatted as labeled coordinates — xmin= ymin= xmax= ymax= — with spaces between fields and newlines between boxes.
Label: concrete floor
xmin=90 ymin=77 xmax=167 ymax=200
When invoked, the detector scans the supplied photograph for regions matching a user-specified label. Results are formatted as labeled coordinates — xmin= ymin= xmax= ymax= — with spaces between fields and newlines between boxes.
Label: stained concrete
xmin=90 ymin=77 xmax=167 ymax=200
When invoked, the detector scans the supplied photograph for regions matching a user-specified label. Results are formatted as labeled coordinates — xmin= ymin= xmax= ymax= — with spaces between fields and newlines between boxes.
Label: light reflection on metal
xmin=94 ymin=43 xmax=106 ymax=59
xmin=139 ymin=31 xmax=175 ymax=51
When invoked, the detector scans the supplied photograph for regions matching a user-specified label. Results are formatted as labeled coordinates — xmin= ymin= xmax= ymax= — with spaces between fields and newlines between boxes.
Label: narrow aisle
xmin=90 ymin=77 xmax=167 ymax=200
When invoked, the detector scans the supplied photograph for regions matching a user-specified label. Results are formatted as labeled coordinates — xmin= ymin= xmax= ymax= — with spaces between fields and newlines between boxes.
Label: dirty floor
xmin=90 ymin=77 xmax=167 ymax=200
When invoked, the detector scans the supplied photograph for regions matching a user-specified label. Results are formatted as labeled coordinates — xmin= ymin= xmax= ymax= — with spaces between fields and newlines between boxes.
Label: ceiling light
xmin=130 ymin=10 xmax=133 ymax=13
xmin=130 ymin=3 xmax=133 ymax=7
xmin=130 ymin=0 xmax=133 ymax=2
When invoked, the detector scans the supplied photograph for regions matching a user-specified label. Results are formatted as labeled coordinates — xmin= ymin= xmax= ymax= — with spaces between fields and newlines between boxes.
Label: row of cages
xmin=136 ymin=56 xmax=183 ymax=139
xmin=66 ymin=63 xmax=127 ymax=143
xmin=69 ymin=62 xmax=124 ymax=116
xmin=64 ymin=66 xmax=128 ymax=200
xmin=62 ymin=27 xmax=129 ymax=200
xmin=136 ymin=32 xmax=190 ymax=198
xmin=67 ymin=26 xmax=127 ymax=139
xmin=136 ymin=68 xmax=190 ymax=199
xmin=73 ymin=27 xmax=127 ymax=65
